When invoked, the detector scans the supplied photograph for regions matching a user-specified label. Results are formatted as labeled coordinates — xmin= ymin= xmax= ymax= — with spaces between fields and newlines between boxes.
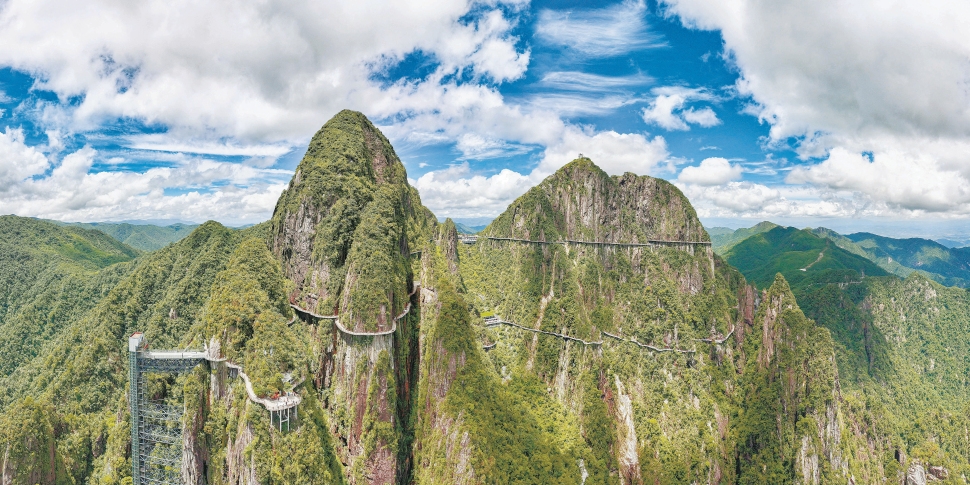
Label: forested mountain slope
xmin=0 ymin=216 xmax=139 ymax=379
xmin=725 ymin=225 xmax=888 ymax=291
xmin=709 ymin=220 xmax=778 ymax=254
xmin=1 ymin=112 xmax=967 ymax=485
xmin=727 ymin=225 xmax=970 ymax=483
xmin=55 ymin=221 xmax=199 ymax=251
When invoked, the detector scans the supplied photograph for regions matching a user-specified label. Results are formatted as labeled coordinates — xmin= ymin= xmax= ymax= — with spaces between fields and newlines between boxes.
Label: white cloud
xmin=0 ymin=128 xmax=50 ymax=190
xmin=410 ymin=163 xmax=535 ymax=218
xmin=412 ymin=127 xmax=671 ymax=217
xmin=682 ymin=181 xmax=781 ymax=213
xmin=535 ymin=0 xmax=664 ymax=57
xmin=538 ymin=71 xmax=654 ymax=92
xmin=0 ymin=142 xmax=288 ymax=224
xmin=787 ymin=147 xmax=970 ymax=214
xmin=536 ymin=127 xmax=669 ymax=178
xmin=125 ymin=135 xmax=294 ymax=157
xmin=662 ymin=0 xmax=970 ymax=216
xmin=677 ymin=157 xmax=742 ymax=186
xmin=681 ymin=107 xmax=720 ymax=127
xmin=641 ymin=86 xmax=720 ymax=130
xmin=455 ymin=133 xmax=534 ymax=160
xmin=0 ymin=0 xmax=529 ymax=144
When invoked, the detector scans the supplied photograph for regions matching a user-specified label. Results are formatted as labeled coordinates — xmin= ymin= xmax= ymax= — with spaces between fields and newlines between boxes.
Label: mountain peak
xmin=488 ymin=157 xmax=708 ymax=243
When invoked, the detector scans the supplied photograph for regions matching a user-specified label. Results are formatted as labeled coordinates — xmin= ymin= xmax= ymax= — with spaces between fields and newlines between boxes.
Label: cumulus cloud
xmin=677 ymin=157 xmax=742 ymax=186
xmin=0 ymin=128 xmax=50 ymax=190
xmin=0 ymin=138 xmax=288 ymax=224
xmin=0 ymin=0 xmax=529 ymax=144
xmin=537 ymin=127 xmax=669 ymax=178
xmin=787 ymin=147 xmax=970 ymax=214
xmin=412 ymin=127 xmax=671 ymax=217
xmin=662 ymin=0 xmax=970 ymax=216
xmin=410 ymin=163 xmax=535 ymax=218
xmin=535 ymin=0 xmax=664 ymax=57
xmin=641 ymin=86 xmax=720 ymax=130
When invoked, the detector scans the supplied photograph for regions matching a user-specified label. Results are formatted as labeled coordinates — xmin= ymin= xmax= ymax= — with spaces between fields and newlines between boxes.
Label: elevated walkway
xmin=128 ymin=332 xmax=302 ymax=485
xmin=485 ymin=236 xmax=711 ymax=247
xmin=291 ymin=282 xmax=420 ymax=337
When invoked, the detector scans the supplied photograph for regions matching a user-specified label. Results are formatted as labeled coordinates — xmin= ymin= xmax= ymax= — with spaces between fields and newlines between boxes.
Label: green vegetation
xmin=725 ymin=225 xmax=887 ymax=292
xmin=726 ymin=223 xmax=970 ymax=481
xmin=3 ymin=111 xmax=969 ymax=484
xmin=55 ymin=221 xmax=199 ymax=251
xmin=839 ymin=230 xmax=970 ymax=287
xmin=708 ymin=220 xmax=778 ymax=253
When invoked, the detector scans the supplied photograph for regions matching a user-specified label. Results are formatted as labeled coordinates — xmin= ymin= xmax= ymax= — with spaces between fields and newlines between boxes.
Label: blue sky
xmin=1 ymin=0 xmax=969 ymax=240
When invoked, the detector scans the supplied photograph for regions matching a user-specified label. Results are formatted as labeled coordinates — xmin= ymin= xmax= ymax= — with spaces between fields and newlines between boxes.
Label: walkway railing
xmin=483 ymin=316 xmax=603 ymax=346
xmin=485 ymin=236 xmax=711 ymax=247
xmin=481 ymin=316 xmax=735 ymax=354
xmin=291 ymin=282 xmax=420 ymax=337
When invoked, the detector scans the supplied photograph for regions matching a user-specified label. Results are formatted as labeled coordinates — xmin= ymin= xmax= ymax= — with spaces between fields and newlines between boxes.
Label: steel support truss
xmin=129 ymin=337 xmax=205 ymax=485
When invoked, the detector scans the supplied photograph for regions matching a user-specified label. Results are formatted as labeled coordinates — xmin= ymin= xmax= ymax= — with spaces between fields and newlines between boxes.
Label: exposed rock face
xmin=928 ymin=465 xmax=949 ymax=480
xmin=488 ymin=158 xmax=709 ymax=244
xmin=270 ymin=110 xmax=432 ymax=484
xmin=613 ymin=376 xmax=641 ymax=485
xmin=271 ymin=109 xmax=412 ymax=320
xmin=226 ymin=422 xmax=258 ymax=485
xmin=907 ymin=464 xmax=927 ymax=485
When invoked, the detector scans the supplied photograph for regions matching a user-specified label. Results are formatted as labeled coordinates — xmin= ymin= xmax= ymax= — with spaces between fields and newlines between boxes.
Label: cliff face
xmin=447 ymin=158 xmax=740 ymax=484
xmin=270 ymin=110 xmax=432 ymax=484
xmin=487 ymin=158 xmax=708 ymax=244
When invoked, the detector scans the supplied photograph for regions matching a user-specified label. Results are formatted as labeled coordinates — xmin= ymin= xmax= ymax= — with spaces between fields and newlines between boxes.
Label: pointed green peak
xmin=763 ymin=273 xmax=800 ymax=312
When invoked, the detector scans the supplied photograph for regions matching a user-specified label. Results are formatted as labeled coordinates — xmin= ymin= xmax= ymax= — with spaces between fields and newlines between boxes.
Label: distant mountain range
xmin=454 ymin=222 xmax=487 ymax=234
xmin=711 ymin=222 xmax=970 ymax=288
xmin=51 ymin=221 xmax=199 ymax=251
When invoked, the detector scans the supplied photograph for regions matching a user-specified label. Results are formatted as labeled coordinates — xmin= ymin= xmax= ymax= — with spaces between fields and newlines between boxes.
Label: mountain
xmin=1 ymin=112 xmax=968 ymax=485
xmin=841 ymin=231 xmax=970 ymax=287
xmin=721 ymin=222 xmax=970 ymax=288
xmin=725 ymin=224 xmax=970 ymax=483
xmin=454 ymin=222 xmax=485 ymax=234
xmin=55 ymin=221 xmax=199 ymax=251
xmin=724 ymin=225 xmax=888 ymax=291
xmin=709 ymin=220 xmax=778 ymax=254
xmin=0 ymin=216 xmax=139 ymax=378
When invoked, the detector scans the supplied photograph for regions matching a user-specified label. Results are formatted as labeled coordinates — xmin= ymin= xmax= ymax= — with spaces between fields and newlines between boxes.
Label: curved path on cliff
xmin=485 ymin=236 xmax=712 ymax=247
xmin=290 ymin=282 xmax=420 ymax=337
xmin=145 ymin=344 xmax=302 ymax=412
xmin=484 ymin=316 xmax=604 ymax=346
xmin=224 ymin=361 xmax=300 ymax=412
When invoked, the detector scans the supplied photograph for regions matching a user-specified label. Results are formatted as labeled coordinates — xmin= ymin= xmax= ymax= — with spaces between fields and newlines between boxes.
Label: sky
xmin=1 ymin=0 xmax=969 ymax=240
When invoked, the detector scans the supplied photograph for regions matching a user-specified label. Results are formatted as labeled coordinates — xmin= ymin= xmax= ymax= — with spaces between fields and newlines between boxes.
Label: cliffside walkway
xmin=290 ymin=282 xmax=420 ymax=337
xmin=485 ymin=236 xmax=712 ymax=248
xmin=483 ymin=316 xmax=722 ymax=354
xmin=601 ymin=331 xmax=695 ymax=354
xmin=483 ymin=316 xmax=604 ymax=346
